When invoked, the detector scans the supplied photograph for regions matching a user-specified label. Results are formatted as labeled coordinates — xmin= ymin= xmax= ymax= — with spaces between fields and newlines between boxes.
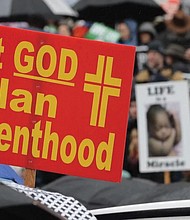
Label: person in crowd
xmin=138 ymin=22 xmax=157 ymax=46
xmin=123 ymin=91 xmax=139 ymax=176
xmin=156 ymin=6 xmax=190 ymax=49
xmin=72 ymin=20 xmax=90 ymax=38
xmin=43 ymin=19 xmax=58 ymax=33
xmin=126 ymin=119 xmax=139 ymax=177
xmin=147 ymin=104 xmax=181 ymax=157
xmin=57 ymin=18 xmax=74 ymax=36
xmin=115 ymin=19 xmax=137 ymax=46
xmin=164 ymin=43 xmax=190 ymax=73
xmin=135 ymin=22 xmax=157 ymax=73
xmin=135 ymin=40 xmax=184 ymax=83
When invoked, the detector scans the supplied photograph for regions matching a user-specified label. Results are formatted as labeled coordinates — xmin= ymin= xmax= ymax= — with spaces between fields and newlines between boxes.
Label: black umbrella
xmin=121 ymin=181 xmax=190 ymax=205
xmin=73 ymin=0 xmax=165 ymax=25
xmin=43 ymin=175 xmax=190 ymax=211
xmin=0 ymin=0 xmax=78 ymax=18
xmin=0 ymin=182 xmax=62 ymax=220
xmin=42 ymin=176 xmax=158 ymax=210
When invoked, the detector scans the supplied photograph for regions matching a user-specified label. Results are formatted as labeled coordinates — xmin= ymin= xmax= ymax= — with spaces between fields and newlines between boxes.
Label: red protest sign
xmin=0 ymin=26 xmax=135 ymax=182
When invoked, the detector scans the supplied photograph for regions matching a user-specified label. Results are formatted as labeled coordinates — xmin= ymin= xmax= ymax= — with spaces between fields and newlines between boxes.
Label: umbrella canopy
xmin=0 ymin=0 xmax=78 ymax=18
xmin=42 ymin=176 xmax=158 ymax=210
xmin=42 ymin=176 xmax=190 ymax=210
xmin=122 ymin=181 xmax=190 ymax=205
xmin=73 ymin=0 xmax=165 ymax=25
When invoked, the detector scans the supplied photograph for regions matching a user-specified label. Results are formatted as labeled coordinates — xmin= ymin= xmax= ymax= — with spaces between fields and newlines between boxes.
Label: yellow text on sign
xmin=0 ymin=120 xmax=115 ymax=171
xmin=14 ymin=41 xmax=78 ymax=86
xmin=0 ymin=78 xmax=57 ymax=118
xmin=0 ymin=38 xmax=5 ymax=69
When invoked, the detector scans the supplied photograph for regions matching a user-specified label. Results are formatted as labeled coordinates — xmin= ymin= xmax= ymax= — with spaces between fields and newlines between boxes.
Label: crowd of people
xmin=2 ymin=3 xmax=190 ymax=186
xmin=119 ymin=6 xmax=190 ymax=183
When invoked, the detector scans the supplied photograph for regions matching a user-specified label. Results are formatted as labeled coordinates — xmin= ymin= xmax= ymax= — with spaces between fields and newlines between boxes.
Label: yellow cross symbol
xmin=84 ymin=55 xmax=122 ymax=128
xmin=0 ymin=38 xmax=4 ymax=69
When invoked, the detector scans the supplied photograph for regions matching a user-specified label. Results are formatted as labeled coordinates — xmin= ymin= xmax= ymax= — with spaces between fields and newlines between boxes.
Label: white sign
xmin=136 ymin=80 xmax=190 ymax=172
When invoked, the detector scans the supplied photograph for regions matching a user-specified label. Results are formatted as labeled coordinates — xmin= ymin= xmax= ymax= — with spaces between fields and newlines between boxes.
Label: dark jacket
xmin=135 ymin=64 xmax=184 ymax=83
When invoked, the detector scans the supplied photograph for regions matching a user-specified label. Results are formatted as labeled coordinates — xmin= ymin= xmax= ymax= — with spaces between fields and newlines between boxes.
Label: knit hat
xmin=164 ymin=43 xmax=185 ymax=60
xmin=148 ymin=40 xmax=164 ymax=54
xmin=139 ymin=22 xmax=157 ymax=38
xmin=165 ymin=9 xmax=190 ymax=34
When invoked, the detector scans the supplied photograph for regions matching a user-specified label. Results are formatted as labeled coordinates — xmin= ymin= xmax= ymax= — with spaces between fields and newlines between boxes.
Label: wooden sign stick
xmin=23 ymin=168 xmax=36 ymax=188
xmin=164 ymin=171 xmax=171 ymax=184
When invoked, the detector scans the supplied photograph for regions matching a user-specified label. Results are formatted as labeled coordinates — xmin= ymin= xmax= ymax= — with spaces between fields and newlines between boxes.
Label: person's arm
xmin=149 ymin=128 xmax=176 ymax=156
